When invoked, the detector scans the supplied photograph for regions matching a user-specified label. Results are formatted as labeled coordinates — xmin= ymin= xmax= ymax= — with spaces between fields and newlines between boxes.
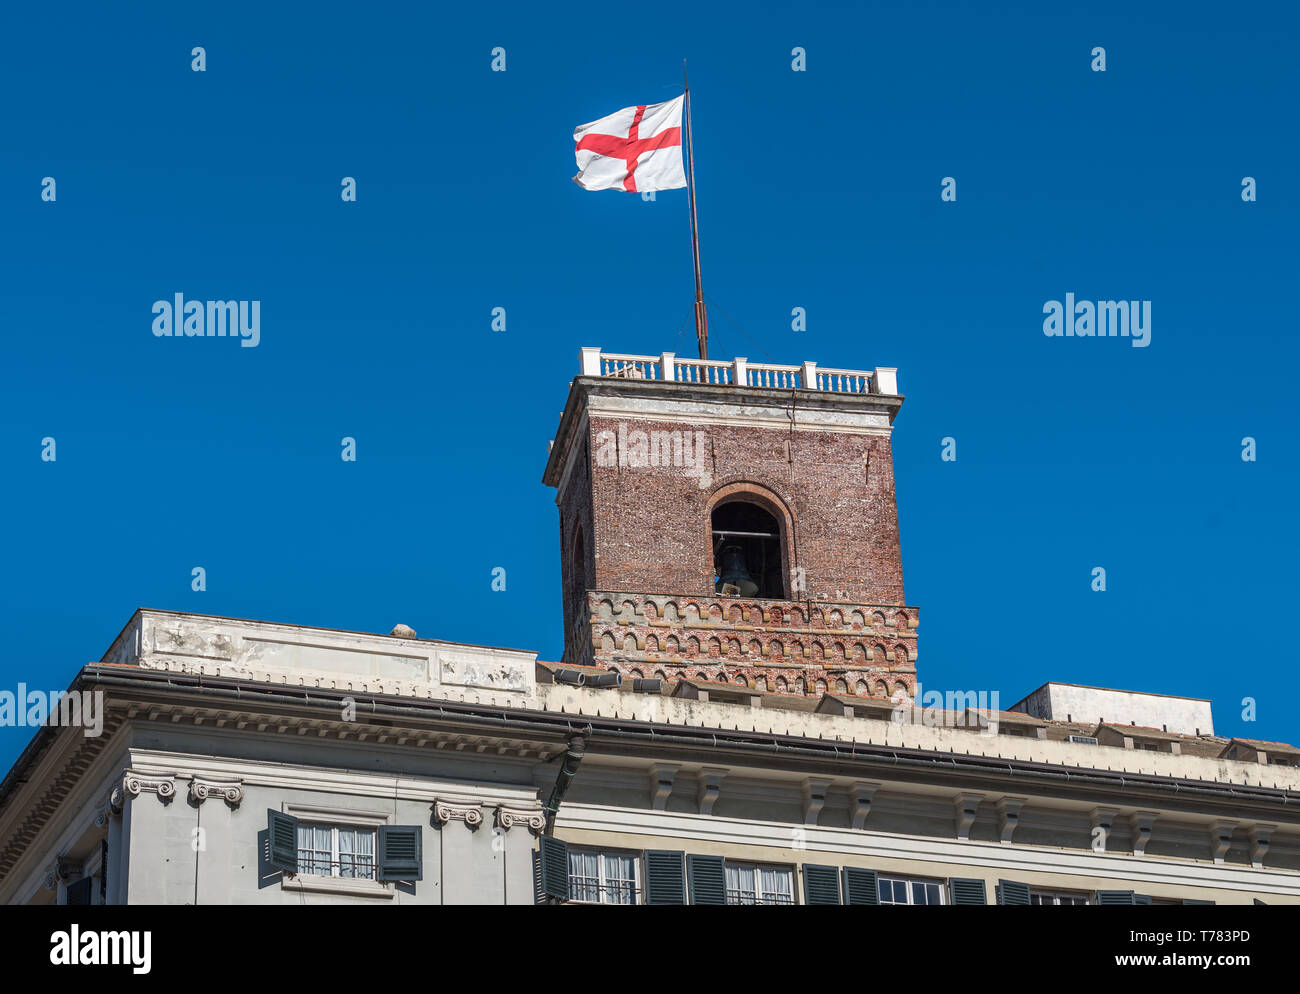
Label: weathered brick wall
xmin=556 ymin=431 xmax=594 ymax=667
xmin=582 ymin=415 xmax=905 ymax=604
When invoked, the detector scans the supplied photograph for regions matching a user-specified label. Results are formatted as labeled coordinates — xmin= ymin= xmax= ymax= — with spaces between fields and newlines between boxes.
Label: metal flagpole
xmin=684 ymin=61 xmax=708 ymax=359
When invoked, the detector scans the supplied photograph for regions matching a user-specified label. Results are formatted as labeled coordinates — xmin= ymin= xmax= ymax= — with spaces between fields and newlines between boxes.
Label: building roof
xmin=964 ymin=708 xmax=1048 ymax=727
xmin=819 ymin=692 xmax=903 ymax=710
xmin=1095 ymin=722 xmax=1188 ymax=742
xmin=673 ymin=678 xmax=762 ymax=697
xmin=1223 ymin=737 xmax=1300 ymax=757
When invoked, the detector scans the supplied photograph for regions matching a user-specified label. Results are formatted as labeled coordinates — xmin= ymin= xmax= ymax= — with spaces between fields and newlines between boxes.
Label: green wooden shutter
xmin=377 ymin=825 xmax=422 ymax=882
xmin=64 ymin=877 xmax=93 ymax=906
xmin=1097 ymin=890 xmax=1136 ymax=905
xmin=1182 ymin=899 xmax=1215 ymax=905
xmin=267 ymin=809 xmax=298 ymax=874
xmin=948 ymin=877 xmax=987 ymax=905
xmin=644 ymin=850 xmax=686 ymax=905
xmin=687 ymin=854 xmax=727 ymax=905
xmin=538 ymin=835 xmax=569 ymax=901
xmin=997 ymin=879 xmax=1031 ymax=905
xmin=803 ymin=864 xmax=842 ymax=905
xmin=1134 ymin=894 xmax=1152 ymax=906
xmin=841 ymin=867 xmax=879 ymax=905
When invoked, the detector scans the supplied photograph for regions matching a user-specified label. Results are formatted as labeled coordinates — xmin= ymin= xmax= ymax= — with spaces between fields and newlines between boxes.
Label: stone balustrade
xmin=580 ymin=347 xmax=897 ymax=396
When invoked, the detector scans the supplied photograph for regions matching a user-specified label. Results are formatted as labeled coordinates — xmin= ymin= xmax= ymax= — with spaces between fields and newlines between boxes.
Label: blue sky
xmin=2 ymin=1 xmax=1297 ymax=770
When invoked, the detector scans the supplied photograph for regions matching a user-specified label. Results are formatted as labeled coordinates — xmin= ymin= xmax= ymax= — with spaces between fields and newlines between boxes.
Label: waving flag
xmin=572 ymin=95 xmax=686 ymax=193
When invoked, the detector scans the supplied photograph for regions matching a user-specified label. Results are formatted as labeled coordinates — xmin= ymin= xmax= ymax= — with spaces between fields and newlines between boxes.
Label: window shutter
xmin=997 ymin=879 xmax=1031 ymax=906
xmin=644 ymin=850 xmax=687 ymax=905
xmin=267 ymin=809 xmax=298 ymax=874
xmin=841 ymin=867 xmax=879 ymax=905
xmin=1254 ymin=898 xmax=1268 ymax=906
xmin=803 ymin=864 xmax=841 ymax=905
xmin=1182 ymin=899 xmax=1215 ymax=905
xmin=1134 ymin=894 xmax=1152 ymax=906
xmin=1097 ymin=890 xmax=1136 ymax=905
xmin=948 ymin=877 xmax=987 ymax=905
xmin=538 ymin=835 xmax=569 ymax=901
xmin=687 ymin=854 xmax=726 ymax=905
xmin=64 ymin=877 xmax=93 ymax=906
xmin=377 ymin=825 xmax=423 ymax=882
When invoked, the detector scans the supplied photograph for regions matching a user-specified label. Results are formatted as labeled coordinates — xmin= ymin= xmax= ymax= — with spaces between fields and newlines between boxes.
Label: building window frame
xmin=724 ymin=860 xmax=796 ymax=906
xmin=1030 ymin=889 xmax=1091 ymax=906
xmin=877 ymin=874 xmax=946 ymax=906
xmin=280 ymin=803 xmax=394 ymax=900
xmin=566 ymin=847 xmax=641 ymax=905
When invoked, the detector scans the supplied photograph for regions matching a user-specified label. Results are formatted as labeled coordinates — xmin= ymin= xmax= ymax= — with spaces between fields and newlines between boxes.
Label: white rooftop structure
xmin=1009 ymin=682 xmax=1214 ymax=737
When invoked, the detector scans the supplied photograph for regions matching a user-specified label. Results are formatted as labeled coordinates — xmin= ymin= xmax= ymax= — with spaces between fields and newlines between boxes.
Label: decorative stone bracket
xmin=802 ymin=778 xmax=832 ymax=826
xmin=1209 ymin=820 xmax=1238 ymax=864
xmin=494 ymin=805 xmax=545 ymax=833
xmin=649 ymin=764 xmax=680 ymax=811
xmin=953 ymin=793 xmax=984 ymax=841
xmin=697 ymin=768 xmax=728 ymax=816
xmin=996 ymin=796 xmax=1027 ymax=845
xmin=849 ymin=782 xmax=881 ymax=830
xmin=1249 ymin=823 xmax=1275 ymax=869
xmin=1090 ymin=806 xmax=1120 ymax=852
xmin=188 ymin=777 xmax=244 ymax=808
xmin=122 ymin=771 xmax=177 ymax=803
xmin=433 ymin=799 xmax=484 ymax=828
xmin=1129 ymin=811 xmax=1159 ymax=857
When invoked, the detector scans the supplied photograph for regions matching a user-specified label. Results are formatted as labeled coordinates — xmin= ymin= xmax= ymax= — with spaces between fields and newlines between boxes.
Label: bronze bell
xmin=716 ymin=545 xmax=759 ymax=597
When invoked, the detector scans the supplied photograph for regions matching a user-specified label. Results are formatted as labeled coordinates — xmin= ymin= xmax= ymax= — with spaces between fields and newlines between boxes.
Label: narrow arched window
xmin=569 ymin=525 xmax=586 ymax=620
xmin=712 ymin=500 xmax=784 ymax=599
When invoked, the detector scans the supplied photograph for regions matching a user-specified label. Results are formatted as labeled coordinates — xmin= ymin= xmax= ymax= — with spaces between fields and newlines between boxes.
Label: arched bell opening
xmin=711 ymin=500 xmax=785 ymax=599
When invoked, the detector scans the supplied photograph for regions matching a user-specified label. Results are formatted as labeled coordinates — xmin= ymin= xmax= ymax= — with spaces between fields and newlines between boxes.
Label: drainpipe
xmin=542 ymin=732 xmax=586 ymax=835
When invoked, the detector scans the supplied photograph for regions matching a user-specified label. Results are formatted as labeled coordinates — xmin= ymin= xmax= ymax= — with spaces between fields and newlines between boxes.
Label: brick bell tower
xmin=542 ymin=347 xmax=918 ymax=700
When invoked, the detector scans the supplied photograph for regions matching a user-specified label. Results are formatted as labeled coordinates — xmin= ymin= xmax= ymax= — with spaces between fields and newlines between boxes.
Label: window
xmin=568 ymin=849 xmax=639 ymax=905
xmin=296 ymin=823 xmax=377 ymax=880
xmin=711 ymin=500 xmax=784 ymax=599
xmin=724 ymin=862 xmax=795 ymax=905
xmin=878 ymin=875 xmax=945 ymax=905
xmin=1031 ymin=890 xmax=1090 ymax=905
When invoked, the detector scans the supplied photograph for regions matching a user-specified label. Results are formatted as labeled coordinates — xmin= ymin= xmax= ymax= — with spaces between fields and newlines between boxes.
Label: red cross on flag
xmin=573 ymin=95 xmax=686 ymax=193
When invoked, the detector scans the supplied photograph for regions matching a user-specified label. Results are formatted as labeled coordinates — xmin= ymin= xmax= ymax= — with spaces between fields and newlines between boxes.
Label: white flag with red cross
xmin=572 ymin=95 xmax=686 ymax=193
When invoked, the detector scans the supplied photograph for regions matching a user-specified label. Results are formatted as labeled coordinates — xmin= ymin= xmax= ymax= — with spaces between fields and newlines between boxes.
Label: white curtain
xmin=297 ymin=824 xmax=332 ymax=876
xmin=603 ymin=853 xmax=637 ymax=904
xmin=761 ymin=867 xmax=793 ymax=904
xmin=337 ymin=828 xmax=376 ymax=879
xmin=568 ymin=850 xmax=600 ymax=902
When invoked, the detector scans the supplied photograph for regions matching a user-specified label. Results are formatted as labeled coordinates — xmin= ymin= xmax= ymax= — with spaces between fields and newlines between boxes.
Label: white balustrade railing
xmin=674 ymin=358 xmax=733 ymax=385
xmin=815 ymin=368 xmax=871 ymax=394
xmin=745 ymin=363 xmax=802 ymax=390
xmin=579 ymin=348 xmax=897 ymax=396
